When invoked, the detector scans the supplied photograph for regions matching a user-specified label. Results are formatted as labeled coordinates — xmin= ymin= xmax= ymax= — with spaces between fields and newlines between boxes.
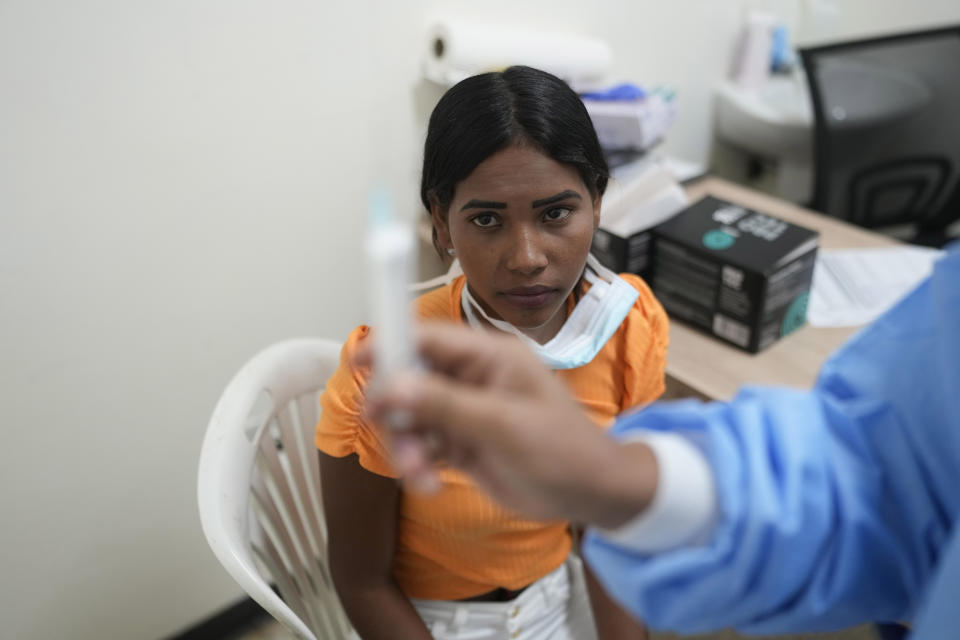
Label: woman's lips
xmin=501 ymin=286 xmax=558 ymax=308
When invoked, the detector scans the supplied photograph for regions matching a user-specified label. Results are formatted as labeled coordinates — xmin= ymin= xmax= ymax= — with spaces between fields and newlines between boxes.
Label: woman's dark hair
xmin=420 ymin=65 xmax=609 ymax=254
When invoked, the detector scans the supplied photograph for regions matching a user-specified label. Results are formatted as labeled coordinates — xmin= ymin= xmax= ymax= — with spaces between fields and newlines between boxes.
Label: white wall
xmin=2 ymin=2 xmax=958 ymax=639
xmin=1 ymin=2 xmax=378 ymax=638
xmin=791 ymin=0 xmax=960 ymax=45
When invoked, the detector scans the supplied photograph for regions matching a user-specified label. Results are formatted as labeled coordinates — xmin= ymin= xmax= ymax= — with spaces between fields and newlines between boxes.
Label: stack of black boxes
xmin=592 ymin=195 xmax=819 ymax=353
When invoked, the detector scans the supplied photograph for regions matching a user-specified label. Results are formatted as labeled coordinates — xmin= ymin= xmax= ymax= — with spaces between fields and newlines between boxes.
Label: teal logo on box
xmin=781 ymin=292 xmax=809 ymax=336
xmin=703 ymin=230 xmax=735 ymax=250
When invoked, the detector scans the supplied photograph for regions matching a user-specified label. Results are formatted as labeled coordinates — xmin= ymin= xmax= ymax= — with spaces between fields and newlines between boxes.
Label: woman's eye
xmin=470 ymin=213 xmax=499 ymax=228
xmin=543 ymin=207 xmax=572 ymax=222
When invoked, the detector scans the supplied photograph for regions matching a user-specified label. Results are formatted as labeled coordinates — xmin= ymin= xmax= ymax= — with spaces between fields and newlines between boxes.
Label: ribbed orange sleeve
xmin=315 ymin=326 xmax=398 ymax=478
xmin=618 ymin=273 xmax=670 ymax=408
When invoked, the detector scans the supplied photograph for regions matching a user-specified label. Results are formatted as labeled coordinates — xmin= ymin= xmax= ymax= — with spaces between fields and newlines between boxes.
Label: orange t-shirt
xmin=315 ymin=273 xmax=668 ymax=600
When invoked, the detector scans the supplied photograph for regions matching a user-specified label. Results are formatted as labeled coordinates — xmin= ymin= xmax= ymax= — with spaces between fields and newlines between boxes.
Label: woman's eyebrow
xmin=460 ymin=199 xmax=507 ymax=211
xmin=531 ymin=190 xmax=582 ymax=208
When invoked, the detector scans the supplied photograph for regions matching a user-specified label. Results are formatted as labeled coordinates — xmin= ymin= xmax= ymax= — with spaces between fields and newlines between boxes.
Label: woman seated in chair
xmin=316 ymin=65 xmax=669 ymax=640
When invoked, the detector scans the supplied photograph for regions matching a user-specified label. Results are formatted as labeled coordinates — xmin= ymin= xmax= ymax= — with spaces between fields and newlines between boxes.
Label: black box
xmin=650 ymin=196 xmax=819 ymax=353
xmin=591 ymin=227 xmax=652 ymax=276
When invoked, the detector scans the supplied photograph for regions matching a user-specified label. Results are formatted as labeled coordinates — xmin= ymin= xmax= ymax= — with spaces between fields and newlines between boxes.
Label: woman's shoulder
xmin=330 ymin=325 xmax=372 ymax=385
xmin=334 ymin=275 xmax=465 ymax=363
xmin=617 ymin=273 xmax=667 ymax=328
xmin=415 ymin=275 xmax=465 ymax=321
xmin=612 ymin=273 xmax=670 ymax=405
xmin=617 ymin=272 xmax=650 ymax=294
xmin=318 ymin=325 xmax=398 ymax=477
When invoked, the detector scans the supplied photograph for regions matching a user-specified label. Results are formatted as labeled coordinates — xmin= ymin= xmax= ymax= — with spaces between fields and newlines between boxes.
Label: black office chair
xmin=800 ymin=26 xmax=960 ymax=247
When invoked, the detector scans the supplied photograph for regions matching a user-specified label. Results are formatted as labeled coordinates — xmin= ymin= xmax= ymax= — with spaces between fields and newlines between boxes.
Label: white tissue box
xmin=590 ymin=161 xmax=688 ymax=276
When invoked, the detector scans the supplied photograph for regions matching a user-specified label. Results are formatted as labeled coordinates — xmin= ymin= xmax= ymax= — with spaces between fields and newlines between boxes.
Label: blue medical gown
xmin=583 ymin=246 xmax=960 ymax=635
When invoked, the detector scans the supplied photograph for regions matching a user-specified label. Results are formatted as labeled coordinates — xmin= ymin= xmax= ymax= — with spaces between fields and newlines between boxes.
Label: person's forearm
xmin=566 ymin=440 xmax=658 ymax=529
xmin=337 ymin=581 xmax=433 ymax=640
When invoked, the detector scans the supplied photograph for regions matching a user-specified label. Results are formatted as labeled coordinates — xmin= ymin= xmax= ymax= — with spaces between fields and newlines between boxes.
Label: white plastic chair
xmin=198 ymin=338 xmax=357 ymax=640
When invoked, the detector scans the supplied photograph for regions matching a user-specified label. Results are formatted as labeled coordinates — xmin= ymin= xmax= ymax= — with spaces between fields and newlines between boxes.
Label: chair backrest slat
xmin=251 ymin=468 xmax=329 ymax=635
xmin=269 ymin=400 xmax=350 ymax=632
xmin=294 ymin=393 xmax=329 ymax=543
xmin=252 ymin=533 xmax=309 ymax=630
xmin=257 ymin=420 xmax=316 ymax=579
xmin=275 ymin=400 xmax=325 ymax=564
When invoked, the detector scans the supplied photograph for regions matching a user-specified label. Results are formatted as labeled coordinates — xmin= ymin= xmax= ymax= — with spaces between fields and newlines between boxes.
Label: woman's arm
xmin=575 ymin=529 xmax=649 ymax=639
xmin=583 ymin=557 xmax=649 ymax=639
xmin=320 ymin=451 xmax=433 ymax=640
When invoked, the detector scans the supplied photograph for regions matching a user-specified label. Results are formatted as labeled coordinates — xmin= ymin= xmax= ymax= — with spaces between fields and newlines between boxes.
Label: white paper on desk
xmin=808 ymin=246 xmax=945 ymax=327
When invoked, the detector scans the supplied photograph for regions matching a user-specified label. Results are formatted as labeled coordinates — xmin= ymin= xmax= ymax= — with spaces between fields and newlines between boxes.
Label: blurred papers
xmin=808 ymin=246 xmax=944 ymax=327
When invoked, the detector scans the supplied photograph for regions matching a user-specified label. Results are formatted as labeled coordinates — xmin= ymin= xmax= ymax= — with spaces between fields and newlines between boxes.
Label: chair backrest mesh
xmin=802 ymin=27 xmax=960 ymax=231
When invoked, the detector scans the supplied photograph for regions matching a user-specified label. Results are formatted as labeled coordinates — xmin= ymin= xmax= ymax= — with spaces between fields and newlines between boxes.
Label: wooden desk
xmin=665 ymin=178 xmax=898 ymax=402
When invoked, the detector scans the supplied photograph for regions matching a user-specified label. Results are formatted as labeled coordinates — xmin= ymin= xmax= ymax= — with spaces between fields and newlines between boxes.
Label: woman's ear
xmin=592 ymin=195 xmax=603 ymax=231
xmin=429 ymin=194 xmax=453 ymax=250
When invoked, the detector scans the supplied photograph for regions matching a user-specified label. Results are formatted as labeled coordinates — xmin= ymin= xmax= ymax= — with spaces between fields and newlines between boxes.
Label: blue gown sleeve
xmin=583 ymin=246 xmax=960 ymax=635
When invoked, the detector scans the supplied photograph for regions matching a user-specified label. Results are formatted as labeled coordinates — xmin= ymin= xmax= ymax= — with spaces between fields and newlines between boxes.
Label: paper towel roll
xmin=423 ymin=20 xmax=614 ymax=91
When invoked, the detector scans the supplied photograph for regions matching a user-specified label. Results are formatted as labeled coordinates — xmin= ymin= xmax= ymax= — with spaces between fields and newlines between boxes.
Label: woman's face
xmin=431 ymin=145 xmax=601 ymax=344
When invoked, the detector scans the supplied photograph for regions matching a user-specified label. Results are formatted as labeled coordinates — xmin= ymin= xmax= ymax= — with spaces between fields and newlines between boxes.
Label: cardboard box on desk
xmin=650 ymin=196 xmax=819 ymax=353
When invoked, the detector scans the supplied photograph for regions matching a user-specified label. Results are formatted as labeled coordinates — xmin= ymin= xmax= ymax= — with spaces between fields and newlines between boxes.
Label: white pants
xmin=410 ymin=555 xmax=598 ymax=640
